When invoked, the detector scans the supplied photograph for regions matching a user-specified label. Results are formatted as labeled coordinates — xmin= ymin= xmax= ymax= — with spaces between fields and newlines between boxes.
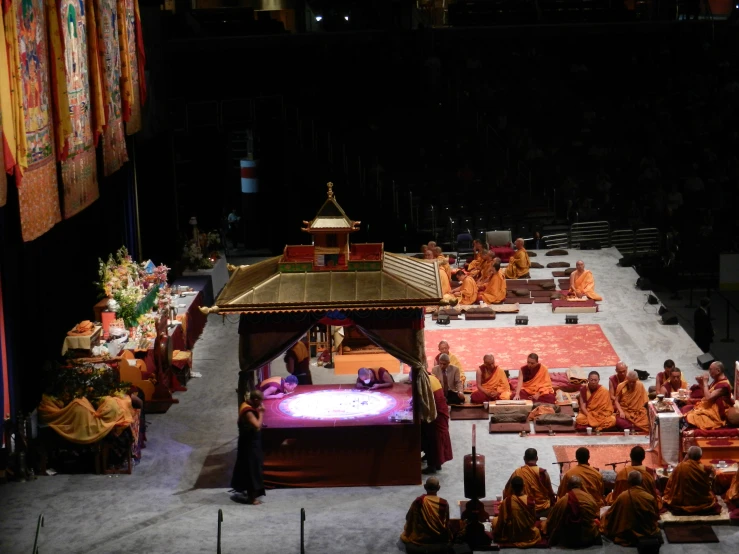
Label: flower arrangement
xmin=183 ymin=240 xmax=215 ymax=270
xmin=97 ymin=246 xmax=147 ymax=298
xmin=113 ymin=286 xmax=144 ymax=328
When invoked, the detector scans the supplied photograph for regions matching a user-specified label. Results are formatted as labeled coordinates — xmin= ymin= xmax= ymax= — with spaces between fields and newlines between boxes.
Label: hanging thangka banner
xmin=15 ymin=0 xmax=62 ymax=241
xmin=60 ymin=0 xmax=100 ymax=218
xmin=117 ymin=0 xmax=141 ymax=134
xmin=96 ymin=0 xmax=128 ymax=176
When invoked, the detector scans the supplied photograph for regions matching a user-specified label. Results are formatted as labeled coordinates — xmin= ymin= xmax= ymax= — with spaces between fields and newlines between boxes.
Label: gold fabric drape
xmin=38 ymin=394 xmax=135 ymax=444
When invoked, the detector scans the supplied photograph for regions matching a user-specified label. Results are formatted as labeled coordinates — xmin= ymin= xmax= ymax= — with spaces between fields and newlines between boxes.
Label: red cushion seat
xmin=490 ymin=247 xmax=515 ymax=262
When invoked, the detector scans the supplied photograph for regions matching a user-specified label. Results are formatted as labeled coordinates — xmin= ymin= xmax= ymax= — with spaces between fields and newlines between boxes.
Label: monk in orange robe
xmin=400 ymin=477 xmax=451 ymax=549
xmin=654 ymin=359 xmax=679 ymax=392
xmin=493 ymin=475 xmax=541 ymax=547
xmin=452 ymin=273 xmax=479 ymax=305
xmin=470 ymin=354 xmax=511 ymax=404
xmin=660 ymin=367 xmax=688 ymax=398
xmin=600 ymin=471 xmax=661 ymax=547
xmin=568 ymin=260 xmax=602 ymax=301
xmin=546 ymin=475 xmax=601 ymax=548
xmin=608 ymin=361 xmax=628 ymax=407
xmin=513 ymin=353 xmax=556 ymax=404
xmin=479 ymin=263 xmax=506 ymax=304
xmin=685 ymin=361 xmax=734 ymax=430
xmin=503 ymin=448 xmax=556 ymax=516
xmin=438 ymin=262 xmax=457 ymax=304
xmin=663 ymin=446 xmax=721 ymax=515
xmin=465 ymin=240 xmax=484 ymax=275
xmin=614 ymin=371 xmax=649 ymax=431
xmin=576 ymin=370 xmax=617 ymax=432
xmin=606 ymin=446 xmax=662 ymax=510
xmin=504 ymin=238 xmax=530 ymax=279
xmin=475 ymin=250 xmax=494 ymax=286
xmin=557 ymin=447 xmax=605 ymax=507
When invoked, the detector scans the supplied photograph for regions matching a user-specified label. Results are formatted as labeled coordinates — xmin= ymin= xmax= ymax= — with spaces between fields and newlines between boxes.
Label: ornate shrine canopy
xmin=203 ymin=252 xmax=441 ymax=314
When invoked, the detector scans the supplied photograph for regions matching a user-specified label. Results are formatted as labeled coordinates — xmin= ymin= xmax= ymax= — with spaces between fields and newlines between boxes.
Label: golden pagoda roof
xmin=202 ymin=253 xmax=442 ymax=314
xmin=301 ymin=182 xmax=360 ymax=232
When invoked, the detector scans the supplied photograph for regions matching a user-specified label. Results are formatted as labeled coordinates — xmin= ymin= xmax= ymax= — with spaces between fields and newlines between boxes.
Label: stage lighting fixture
xmin=436 ymin=314 xmax=451 ymax=325
xmin=344 ymin=15 xmax=349 ymax=20
xmin=315 ymin=15 xmax=322 ymax=21
xmin=565 ymin=315 xmax=578 ymax=324
xmin=515 ymin=315 xmax=528 ymax=325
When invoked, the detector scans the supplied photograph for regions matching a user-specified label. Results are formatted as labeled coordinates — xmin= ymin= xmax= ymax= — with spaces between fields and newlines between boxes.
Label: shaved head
xmin=515 ymin=238 xmax=524 ymax=248
xmin=424 ymin=476 xmax=440 ymax=492
xmin=576 ymin=260 xmax=585 ymax=270
xmin=627 ymin=471 xmax=643 ymax=487
xmin=483 ymin=354 xmax=495 ymax=365
xmin=626 ymin=370 xmax=638 ymax=381
xmin=688 ymin=446 xmax=702 ymax=461
xmin=568 ymin=475 xmax=583 ymax=490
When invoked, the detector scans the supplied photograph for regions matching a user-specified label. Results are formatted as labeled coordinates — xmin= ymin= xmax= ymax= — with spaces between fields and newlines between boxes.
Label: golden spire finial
xmin=327 ymin=182 xmax=334 ymax=199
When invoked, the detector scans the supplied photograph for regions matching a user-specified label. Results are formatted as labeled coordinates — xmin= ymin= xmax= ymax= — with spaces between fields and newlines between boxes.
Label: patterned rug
xmin=552 ymin=444 xmax=660 ymax=472
xmin=411 ymin=324 xmax=619 ymax=374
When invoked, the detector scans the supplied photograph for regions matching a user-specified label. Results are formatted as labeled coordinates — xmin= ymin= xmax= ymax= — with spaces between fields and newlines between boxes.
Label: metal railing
xmin=569 ymin=221 xmax=611 ymax=248
xmin=542 ymin=232 xmax=569 ymax=249
xmin=33 ymin=514 xmax=44 ymax=554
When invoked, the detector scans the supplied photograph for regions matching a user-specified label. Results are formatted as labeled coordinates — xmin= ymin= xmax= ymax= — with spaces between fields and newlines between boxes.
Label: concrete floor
xmin=1 ymin=247 xmax=738 ymax=553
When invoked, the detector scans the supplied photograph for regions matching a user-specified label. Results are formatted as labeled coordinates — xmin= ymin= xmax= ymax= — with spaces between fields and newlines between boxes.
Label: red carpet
xmin=410 ymin=324 xmax=619 ymax=373
xmin=553 ymin=444 xmax=661 ymax=472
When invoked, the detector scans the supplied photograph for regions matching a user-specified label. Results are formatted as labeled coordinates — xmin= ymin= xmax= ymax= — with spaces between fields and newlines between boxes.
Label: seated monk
xmin=423 ymin=245 xmax=435 ymax=260
xmin=614 ymin=370 xmax=649 ymax=432
xmin=452 ymin=273 xmax=479 ymax=305
xmin=608 ymin=361 xmax=628 ymax=407
xmin=479 ymin=262 xmax=506 ymax=304
xmin=600 ymin=471 xmax=662 ymax=547
xmin=474 ymin=250 xmax=493 ymax=286
xmin=558 ymin=447 xmax=605 ymax=507
xmin=513 ymin=353 xmax=556 ymax=404
xmin=470 ymin=354 xmax=511 ymax=404
xmin=663 ymin=446 xmax=721 ymax=515
xmin=438 ymin=261 xmax=456 ymax=304
xmin=400 ymin=477 xmax=452 ymax=553
xmin=684 ymin=361 xmax=734 ymax=430
xmin=258 ymin=375 xmax=298 ymax=399
xmin=568 ymin=260 xmax=602 ymax=301
xmin=545 ymin=475 xmax=601 ymax=548
xmin=433 ymin=246 xmax=448 ymax=269
xmin=725 ymin=469 xmax=739 ymax=512
xmin=653 ymin=358 xmax=679 ymax=393
xmin=504 ymin=238 xmax=530 ymax=279
xmin=660 ymin=367 xmax=688 ymax=398
xmin=503 ymin=448 xmax=556 ymax=516
xmin=465 ymin=240 xmax=484 ymax=274
xmin=355 ymin=367 xmax=394 ymax=390
xmin=605 ymin=446 xmax=661 ymax=510
xmin=493 ymin=475 xmax=541 ymax=547
xmin=576 ymin=371 xmax=617 ymax=432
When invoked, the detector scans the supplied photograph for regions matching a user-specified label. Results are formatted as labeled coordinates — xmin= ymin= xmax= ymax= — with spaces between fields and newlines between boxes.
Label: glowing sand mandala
xmin=278 ymin=390 xmax=398 ymax=421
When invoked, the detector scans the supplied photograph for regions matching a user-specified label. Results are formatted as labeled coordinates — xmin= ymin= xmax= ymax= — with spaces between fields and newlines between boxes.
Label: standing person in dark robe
xmin=231 ymin=390 xmax=266 ymax=505
xmin=284 ymin=340 xmax=313 ymax=385
xmin=421 ymin=374 xmax=453 ymax=474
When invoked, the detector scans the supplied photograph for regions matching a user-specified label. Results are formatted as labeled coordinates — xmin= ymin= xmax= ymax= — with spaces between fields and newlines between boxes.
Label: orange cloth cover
xmin=726 ymin=471 xmax=739 ymax=503
xmin=521 ymin=364 xmax=554 ymax=396
xmin=570 ymin=270 xmax=602 ymax=301
xmin=479 ymin=366 xmax=511 ymax=400
xmin=504 ymin=249 xmax=530 ymax=279
xmin=504 ymin=465 xmax=555 ymax=513
xmin=663 ymin=459 xmax=719 ymax=514
xmin=600 ymin=488 xmax=660 ymax=547
xmin=38 ymin=394 xmax=135 ymax=444
xmin=575 ymin=385 xmax=616 ymax=431
xmin=616 ymin=380 xmax=649 ymax=432
xmin=493 ymin=494 xmax=541 ymax=547
xmin=558 ymin=464 xmax=605 ymax=507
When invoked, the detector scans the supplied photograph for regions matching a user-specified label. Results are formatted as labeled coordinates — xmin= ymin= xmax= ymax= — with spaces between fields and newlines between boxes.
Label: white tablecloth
xmin=182 ymin=255 xmax=229 ymax=300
